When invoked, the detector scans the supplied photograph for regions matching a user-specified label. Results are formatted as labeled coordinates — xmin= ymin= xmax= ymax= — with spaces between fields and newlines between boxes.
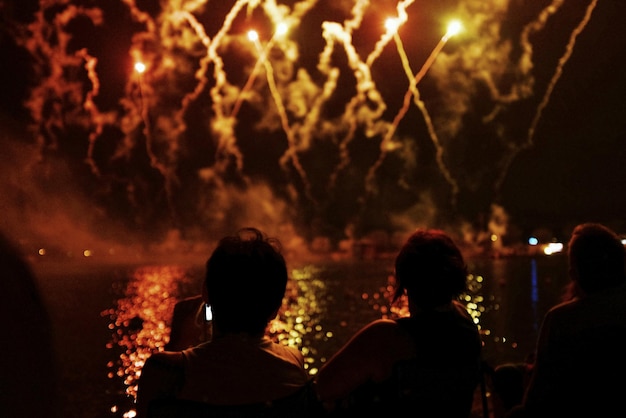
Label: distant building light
xmin=543 ymin=242 xmax=563 ymax=255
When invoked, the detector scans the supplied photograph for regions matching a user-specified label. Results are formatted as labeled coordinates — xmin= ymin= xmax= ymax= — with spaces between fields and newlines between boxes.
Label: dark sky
xmin=1 ymin=0 xmax=625 ymax=248
xmin=497 ymin=0 xmax=626 ymax=237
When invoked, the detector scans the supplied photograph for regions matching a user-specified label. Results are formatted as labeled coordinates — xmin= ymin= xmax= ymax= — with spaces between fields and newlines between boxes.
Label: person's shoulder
xmin=137 ymin=351 xmax=186 ymax=413
xmin=267 ymin=339 xmax=306 ymax=362
xmin=542 ymin=299 xmax=580 ymax=324
xmin=141 ymin=351 xmax=185 ymax=389
xmin=343 ymin=319 xmax=415 ymax=364
xmin=550 ymin=282 xmax=626 ymax=321
xmin=144 ymin=351 xmax=184 ymax=371
xmin=352 ymin=318 xmax=406 ymax=343
xmin=360 ymin=318 xmax=399 ymax=332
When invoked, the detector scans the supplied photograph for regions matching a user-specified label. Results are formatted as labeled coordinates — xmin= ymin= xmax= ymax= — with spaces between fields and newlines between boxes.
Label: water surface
xmin=32 ymin=253 xmax=569 ymax=418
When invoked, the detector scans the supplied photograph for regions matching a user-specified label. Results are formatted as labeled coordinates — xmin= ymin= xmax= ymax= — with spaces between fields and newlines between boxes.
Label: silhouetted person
xmin=490 ymin=355 xmax=533 ymax=417
xmin=507 ymin=222 xmax=626 ymax=417
xmin=0 ymin=232 xmax=58 ymax=418
xmin=136 ymin=227 xmax=309 ymax=418
xmin=314 ymin=228 xmax=482 ymax=417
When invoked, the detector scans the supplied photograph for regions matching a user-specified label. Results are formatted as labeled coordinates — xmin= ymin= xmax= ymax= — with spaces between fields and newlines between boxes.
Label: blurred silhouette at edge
xmin=0 ymin=231 xmax=59 ymax=418
xmin=497 ymin=222 xmax=626 ymax=417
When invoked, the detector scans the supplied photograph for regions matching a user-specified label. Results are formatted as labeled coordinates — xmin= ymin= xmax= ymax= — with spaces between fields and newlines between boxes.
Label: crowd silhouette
xmin=500 ymin=222 xmax=626 ymax=417
xmin=9 ymin=221 xmax=622 ymax=417
xmin=138 ymin=222 xmax=625 ymax=417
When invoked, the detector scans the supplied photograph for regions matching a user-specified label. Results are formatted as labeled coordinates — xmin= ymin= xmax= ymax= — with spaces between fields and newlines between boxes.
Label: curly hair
xmin=568 ymin=223 xmax=626 ymax=295
xmin=205 ymin=227 xmax=288 ymax=335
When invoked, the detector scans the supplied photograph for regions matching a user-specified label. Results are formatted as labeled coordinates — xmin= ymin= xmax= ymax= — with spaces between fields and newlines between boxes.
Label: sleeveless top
xmin=332 ymin=308 xmax=482 ymax=417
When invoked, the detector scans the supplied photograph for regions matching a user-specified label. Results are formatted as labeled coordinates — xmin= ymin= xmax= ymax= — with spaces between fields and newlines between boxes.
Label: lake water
xmin=30 ymin=252 xmax=569 ymax=418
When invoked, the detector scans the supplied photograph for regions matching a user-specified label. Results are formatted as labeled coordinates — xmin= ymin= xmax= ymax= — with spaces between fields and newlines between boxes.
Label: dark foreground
xmin=17 ymin=253 xmax=567 ymax=418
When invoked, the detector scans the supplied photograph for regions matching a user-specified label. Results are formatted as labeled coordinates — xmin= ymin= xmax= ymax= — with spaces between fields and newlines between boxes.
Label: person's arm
xmin=520 ymin=308 xmax=559 ymax=411
xmin=135 ymin=352 xmax=184 ymax=418
xmin=166 ymin=295 xmax=208 ymax=351
xmin=313 ymin=319 xmax=402 ymax=403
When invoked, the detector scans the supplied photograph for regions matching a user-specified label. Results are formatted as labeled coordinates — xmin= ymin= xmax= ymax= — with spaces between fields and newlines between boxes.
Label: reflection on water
xmin=102 ymin=255 xmax=567 ymax=417
xmin=530 ymin=259 xmax=540 ymax=332
xmin=102 ymin=266 xmax=198 ymax=416
xmin=102 ymin=263 xmax=336 ymax=417
xmin=278 ymin=265 xmax=327 ymax=375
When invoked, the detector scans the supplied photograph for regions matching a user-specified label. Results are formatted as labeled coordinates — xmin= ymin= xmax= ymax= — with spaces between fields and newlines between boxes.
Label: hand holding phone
xmin=204 ymin=303 xmax=213 ymax=322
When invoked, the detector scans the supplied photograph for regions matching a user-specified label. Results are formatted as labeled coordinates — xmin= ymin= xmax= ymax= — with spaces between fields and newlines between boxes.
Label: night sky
xmin=1 ymin=0 xmax=625 ymax=251
xmin=498 ymin=0 xmax=626 ymax=239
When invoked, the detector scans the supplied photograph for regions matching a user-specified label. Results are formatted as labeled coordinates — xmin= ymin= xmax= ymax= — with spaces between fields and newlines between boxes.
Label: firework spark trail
xmin=481 ymin=0 xmax=563 ymax=110
xmin=415 ymin=96 xmax=460 ymax=203
xmin=205 ymin=0 xmax=254 ymax=175
xmin=21 ymin=4 xmax=96 ymax=159
xmin=251 ymin=37 xmax=315 ymax=206
xmin=331 ymin=0 xmax=450 ymax=197
xmin=364 ymin=26 xmax=459 ymax=197
xmin=121 ymin=0 xmax=156 ymax=32
xmin=231 ymin=0 xmax=321 ymax=205
xmin=393 ymin=31 xmax=414 ymax=85
xmin=115 ymin=8 xmax=156 ymax=162
xmin=78 ymin=48 xmax=112 ymax=177
xmin=234 ymin=0 xmax=318 ymax=144
xmin=289 ymin=66 xmax=342 ymax=186
xmin=326 ymin=0 xmax=414 ymax=192
xmin=323 ymin=22 xmax=388 ymax=192
xmin=344 ymin=0 xmax=371 ymax=33
xmin=389 ymin=28 xmax=456 ymax=198
xmin=230 ymin=30 xmax=273 ymax=119
xmin=317 ymin=0 xmax=381 ymax=192
xmin=147 ymin=4 xmax=217 ymax=210
xmin=389 ymin=24 xmax=455 ymax=197
xmin=13 ymin=0 xmax=609 ymax=251
xmin=365 ymin=0 xmax=414 ymax=68
xmin=231 ymin=0 xmax=319 ymax=119
xmin=526 ymin=0 xmax=598 ymax=149
xmin=406 ymin=25 xmax=461 ymax=203
xmin=116 ymin=1 xmax=194 ymax=224
xmin=494 ymin=0 xmax=598 ymax=191
xmin=170 ymin=9 xmax=212 ymax=147
xmin=519 ymin=0 xmax=565 ymax=81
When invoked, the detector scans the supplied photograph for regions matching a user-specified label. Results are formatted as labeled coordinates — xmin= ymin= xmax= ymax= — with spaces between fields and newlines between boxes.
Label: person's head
xmin=393 ymin=228 xmax=468 ymax=310
xmin=567 ymin=223 xmax=626 ymax=295
xmin=203 ymin=227 xmax=288 ymax=336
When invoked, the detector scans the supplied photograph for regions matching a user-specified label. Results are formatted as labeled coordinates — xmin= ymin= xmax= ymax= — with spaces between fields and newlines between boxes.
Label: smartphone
xmin=204 ymin=303 xmax=213 ymax=322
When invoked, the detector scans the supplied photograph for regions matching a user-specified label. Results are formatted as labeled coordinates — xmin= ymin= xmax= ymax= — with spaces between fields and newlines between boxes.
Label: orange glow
xmin=247 ymin=30 xmax=259 ymax=42
xmin=274 ymin=22 xmax=289 ymax=37
xmin=385 ymin=17 xmax=401 ymax=34
xmin=444 ymin=19 xmax=463 ymax=40
xmin=133 ymin=61 xmax=146 ymax=74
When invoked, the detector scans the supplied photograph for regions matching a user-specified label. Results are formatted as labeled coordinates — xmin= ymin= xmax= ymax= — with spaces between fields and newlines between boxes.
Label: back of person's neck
xmin=212 ymin=328 xmax=266 ymax=341
xmin=410 ymin=300 xmax=454 ymax=315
